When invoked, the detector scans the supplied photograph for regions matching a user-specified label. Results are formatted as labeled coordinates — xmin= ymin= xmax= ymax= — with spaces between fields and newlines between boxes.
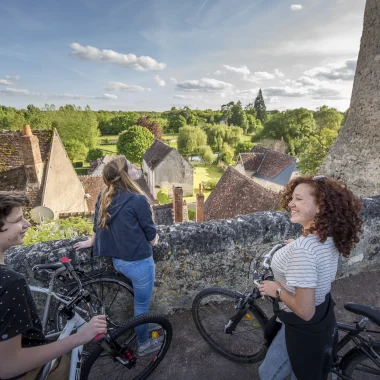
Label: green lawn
xmin=184 ymin=163 xmax=224 ymax=203
xmin=241 ymin=134 xmax=254 ymax=143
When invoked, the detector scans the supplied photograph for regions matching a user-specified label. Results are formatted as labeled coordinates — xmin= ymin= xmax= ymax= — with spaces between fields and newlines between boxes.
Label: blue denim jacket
xmin=93 ymin=190 xmax=156 ymax=261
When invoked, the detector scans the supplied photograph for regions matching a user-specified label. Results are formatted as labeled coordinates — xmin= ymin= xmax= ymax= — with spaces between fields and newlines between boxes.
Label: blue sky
xmin=0 ymin=0 xmax=366 ymax=111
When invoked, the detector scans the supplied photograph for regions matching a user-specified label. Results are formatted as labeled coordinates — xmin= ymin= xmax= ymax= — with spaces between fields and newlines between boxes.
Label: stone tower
xmin=320 ymin=0 xmax=380 ymax=196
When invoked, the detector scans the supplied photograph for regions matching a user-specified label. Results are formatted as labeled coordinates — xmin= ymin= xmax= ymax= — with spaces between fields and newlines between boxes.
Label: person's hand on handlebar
xmin=258 ymin=281 xmax=281 ymax=298
xmin=77 ymin=315 xmax=107 ymax=345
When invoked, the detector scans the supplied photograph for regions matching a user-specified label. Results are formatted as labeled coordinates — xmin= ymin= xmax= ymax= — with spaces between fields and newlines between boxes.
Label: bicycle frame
xmin=36 ymin=312 xmax=86 ymax=380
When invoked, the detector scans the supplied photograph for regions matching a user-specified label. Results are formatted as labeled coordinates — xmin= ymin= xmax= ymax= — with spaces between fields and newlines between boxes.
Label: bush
xmin=23 ymin=217 xmax=93 ymax=246
xmin=86 ymin=148 xmax=104 ymax=162
xmin=157 ymin=188 xmax=170 ymax=204
xmin=188 ymin=209 xmax=196 ymax=221
xmin=202 ymin=178 xmax=219 ymax=190
xmin=73 ymin=162 xmax=84 ymax=168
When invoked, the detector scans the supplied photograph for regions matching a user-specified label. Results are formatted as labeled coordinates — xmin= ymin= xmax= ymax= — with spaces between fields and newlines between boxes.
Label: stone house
xmin=235 ymin=145 xmax=296 ymax=192
xmin=87 ymin=154 xmax=115 ymax=176
xmin=204 ymin=166 xmax=279 ymax=221
xmin=142 ymin=140 xmax=194 ymax=199
xmin=0 ymin=125 xmax=88 ymax=218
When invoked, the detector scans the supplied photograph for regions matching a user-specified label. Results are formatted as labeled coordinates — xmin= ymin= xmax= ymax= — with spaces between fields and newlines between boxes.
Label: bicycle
xmin=31 ymin=255 xmax=134 ymax=341
xmin=192 ymin=243 xmax=380 ymax=379
xmin=33 ymin=257 xmax=172 ymax=380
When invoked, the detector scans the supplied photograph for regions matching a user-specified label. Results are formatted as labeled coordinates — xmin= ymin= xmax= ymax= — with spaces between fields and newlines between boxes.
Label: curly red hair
xmin=280 ymin=176 xmax=363 ymax=257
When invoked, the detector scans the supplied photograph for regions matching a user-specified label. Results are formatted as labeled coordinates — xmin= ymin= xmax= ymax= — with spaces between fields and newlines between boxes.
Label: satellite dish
xmin=30 ymin=206 xmax=54 ymax=224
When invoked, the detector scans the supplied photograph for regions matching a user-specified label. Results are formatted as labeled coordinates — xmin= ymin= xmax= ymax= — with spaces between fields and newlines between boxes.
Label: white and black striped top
xmin=271 ymin=234 xmax=339 ymax=312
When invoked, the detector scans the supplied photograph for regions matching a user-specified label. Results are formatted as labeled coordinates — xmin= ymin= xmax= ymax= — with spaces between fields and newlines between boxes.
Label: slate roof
xmin=143 ymin=140 xmax=173 ymax=170
xmin=204 ymin=166 xmax=280 ymax=221
xmin=248 ymin=146 xmax=296 ymax=178
xmin=239 ymin=153 xmax=264 ymax=172
xmin=88 ymin=154 xmax=115 ymax=176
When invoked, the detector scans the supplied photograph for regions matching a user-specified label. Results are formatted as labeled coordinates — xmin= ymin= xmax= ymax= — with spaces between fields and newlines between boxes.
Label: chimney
xmin=196 ymin=183 xmax=205 ymax=222
xmin=21 ymin=125 xmax=44 ymax=188
xmin=172 ymin=185 xmax=183 ymax=223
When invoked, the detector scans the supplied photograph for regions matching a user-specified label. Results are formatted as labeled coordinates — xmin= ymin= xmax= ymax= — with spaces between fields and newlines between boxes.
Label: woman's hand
xmin=258 ymin=280 xmax=282 ymax=298
xmin=73 ymin=239 xmax=93 ymax=250
xmin=77 ymin=315 xmax=107 ymax=345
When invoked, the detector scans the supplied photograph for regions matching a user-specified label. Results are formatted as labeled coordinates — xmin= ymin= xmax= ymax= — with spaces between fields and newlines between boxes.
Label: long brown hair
xmin=280 ymin=176 xmax=363 ymax=257
xmin=98 ymin=155 xmax=144 ymax=229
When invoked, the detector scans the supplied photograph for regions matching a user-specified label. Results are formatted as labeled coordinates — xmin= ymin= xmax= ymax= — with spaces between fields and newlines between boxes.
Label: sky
xmin=0 ymin=0 xmax=366 ymax=112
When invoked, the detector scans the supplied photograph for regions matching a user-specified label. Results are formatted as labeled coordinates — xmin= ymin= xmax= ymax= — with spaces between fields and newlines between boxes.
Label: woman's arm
xmin=258 ymin=281 xmax=316 ymax=321
xmin=73 ymin=233 xmax=96 ymax=250
xmin=0 ymin=316 xmax=106 ymax=379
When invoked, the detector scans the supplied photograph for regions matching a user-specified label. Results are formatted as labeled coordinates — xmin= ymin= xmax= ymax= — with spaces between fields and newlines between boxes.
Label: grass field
xmin=184 ymin=163 xmax=224 ymax=203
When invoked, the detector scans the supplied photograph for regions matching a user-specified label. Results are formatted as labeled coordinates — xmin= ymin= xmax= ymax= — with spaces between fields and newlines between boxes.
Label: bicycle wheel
xmin=80 ymin=313 xmax=172 ymax=380
xmin=341 ymin=347 xmax=380 ymax=379
xmin=192 ymin=287 xmax=267 ymax=363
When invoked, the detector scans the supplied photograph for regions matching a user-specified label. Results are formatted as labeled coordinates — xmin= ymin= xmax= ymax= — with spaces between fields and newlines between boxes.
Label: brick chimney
xmin=21 ymin=125 xmax=44 ymax=189
xmin=172 ymin=186 xmax=183 ymax=223
xmin=196 ymin=183 xmax=205 ymax=222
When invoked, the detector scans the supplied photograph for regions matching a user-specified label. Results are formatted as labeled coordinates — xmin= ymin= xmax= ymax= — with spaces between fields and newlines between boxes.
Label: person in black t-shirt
xmin=0 ymin=192 xmax=108 ymax=380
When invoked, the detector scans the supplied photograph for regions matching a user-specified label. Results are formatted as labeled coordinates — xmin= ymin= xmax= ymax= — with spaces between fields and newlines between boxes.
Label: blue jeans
xmin=112 ymin=256 xmax=155 ymax=345
xmin=259 ymin=324 xmax=297 ymax=380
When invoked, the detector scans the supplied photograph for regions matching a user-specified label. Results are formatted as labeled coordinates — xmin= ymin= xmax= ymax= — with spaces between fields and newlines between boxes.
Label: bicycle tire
xmin=80 ymin=313 xmax=172 ymax=380
xmin=192 ymin=287 xmax=267 ymax=363
xmin=341 ymin=346 xmax=380 ymax=379
xmin=54 ymin=276 xmax=134 ymax=333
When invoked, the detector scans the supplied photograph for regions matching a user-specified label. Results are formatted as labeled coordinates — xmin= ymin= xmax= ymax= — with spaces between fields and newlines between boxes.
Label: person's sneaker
xmin=148 ymin=323 xmax=163 ymax=332
xmin=137 ymin=336 xmax=164 ymax=356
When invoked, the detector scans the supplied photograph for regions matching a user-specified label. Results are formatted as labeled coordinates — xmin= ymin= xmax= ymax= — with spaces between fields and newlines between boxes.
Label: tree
xmin=177 ymin=126 xmax=207 ymax=156
xmin=168 ymin=114 xmax=187 ymax=133
xmin=230 ymin=101 xmax=248 ymax=133
xmin=254 ymin=89 xmax=267 ymax=123
xmin=99 ymin=113 xmax=139 ymax=135
xmin=198 ymin=145 xmax=215 ymax=165
xmin=117 ymin=126 xmax=154 ymax=164
xmin=221 ymin=101 xmax=234 ymax=124
xmin=246 ymin=114 xmax=263 ymax=135
xmin=137 ymin=116 xmax=162 ymax=140
xmin=314 ymin=106 xmax=343 ymax=133
xmin=297 ymin=128 xmax=339 ymax=175
xmin=64 ymin=139 xmax=89 ymax=162
xmin=224 ymin=126 xmax=243 ymax=147
xmin=86 ymin=148 xmax=104 ymax=162
xmin=235 ymin=142 xmax=254 ymax=156
xmin=220 ymin=143 xmax=235 ymax=165
xmin=245 ymin=103 xmax=257 ymax=118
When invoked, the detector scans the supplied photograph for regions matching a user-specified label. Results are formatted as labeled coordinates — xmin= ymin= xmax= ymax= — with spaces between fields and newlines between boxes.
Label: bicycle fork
xmin=224 ymin=296 xmax=251 ymax=334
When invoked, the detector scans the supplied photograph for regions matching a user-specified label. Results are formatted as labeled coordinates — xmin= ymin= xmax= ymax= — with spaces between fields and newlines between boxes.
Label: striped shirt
xmin=271 ymin=234 xmax=339 ymax=312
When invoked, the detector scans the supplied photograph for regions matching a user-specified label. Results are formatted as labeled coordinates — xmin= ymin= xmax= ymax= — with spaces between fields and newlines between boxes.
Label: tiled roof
xmin=239 ymin=153 xmax=264 ymax=172
xmin=88 ymin=154 xmax=116 ymax=176
xmin=79 ymin=176 xmax=104 ymax=211
xmin=249 ymin=145 xmax=295 ymax=178
xmin=0 ymin=130 xmax=53 ymax=207
xmin=135 ymin=178 xmax=158 ymax=205
xmin=204 ymin=166 xmax=280 ymax=221
xmin=143 ymin=140 xmax=173 ymax=170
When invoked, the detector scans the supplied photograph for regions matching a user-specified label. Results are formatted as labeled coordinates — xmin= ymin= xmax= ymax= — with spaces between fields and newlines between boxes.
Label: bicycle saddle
xmin=344 ymin=302 xmax=380 ymax=326
xmin=32 ymin=262 xmax=64 ymax=271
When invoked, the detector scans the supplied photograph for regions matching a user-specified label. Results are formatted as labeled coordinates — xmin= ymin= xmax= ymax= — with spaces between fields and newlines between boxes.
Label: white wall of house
xmin=143 ymin=159 xmax=155 ymax=198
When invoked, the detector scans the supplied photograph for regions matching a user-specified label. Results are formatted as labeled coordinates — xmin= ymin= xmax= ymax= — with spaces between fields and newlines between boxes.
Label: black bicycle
xmin=192 ymin=244 xmax=380 ymax=379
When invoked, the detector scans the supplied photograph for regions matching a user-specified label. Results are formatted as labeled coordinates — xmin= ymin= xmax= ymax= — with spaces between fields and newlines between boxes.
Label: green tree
xmin=246 ymin=114 xmax=263 ymax=135
xmin=235 ymin=141 xmax=254 ymax=156
xmin=117 ymin=126 xmax=154 ymax=164
xmin=254 ymin=89 xmax=267 ymax=123
xmin=224 ymin=126 xmax=243 ymax=148
xmin=100 ymin=113 xmax=139 ymax=135
xmin=314 ymin=105 xmax=343 ymax=133
xmin=230 ymin=101 xmax=248 ymax=133
xmin=86 ymin=148 xmax=104 ymax=162
xmin=177 ymin=126 xmax=207 ymax=156
xmin=168 ymin=114 xmax=187 ymax=133
xmin=221 ymin=101 xmax=234 ymax=124
xmin=297 ymin=128 xmax=339 ymax=175
xmin=64 ymin=139 xmax=89 ymax=162
xmin=0 ymin=106 xmax=26 ymax=130
xmin=220 ymin=143 xmax=235 ymax=165
xmin=245 ymin=103 xmax=257 ymax=118
xmin=198 ymin=145 xmax=215 ymax=165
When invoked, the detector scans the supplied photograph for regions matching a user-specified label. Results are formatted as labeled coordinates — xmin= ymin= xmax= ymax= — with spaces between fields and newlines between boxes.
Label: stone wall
xmin=5 ymin=197 xmax=380 ymax=313
xmin=320 ymin=0 xmax=380 ymax=196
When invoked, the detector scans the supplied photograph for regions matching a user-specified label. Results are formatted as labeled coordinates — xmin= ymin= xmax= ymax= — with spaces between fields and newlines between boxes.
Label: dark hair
xmin=280 ymin=176 xmax=363 ymax=257
xmin=0 ymin=192 xmax=30 ymax=232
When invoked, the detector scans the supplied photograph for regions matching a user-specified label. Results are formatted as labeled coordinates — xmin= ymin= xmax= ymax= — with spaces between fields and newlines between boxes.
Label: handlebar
xmin=60 ymin=257 xmax=83 ymax=291
xmin=262 ymin=243 xmax=286 ymax=269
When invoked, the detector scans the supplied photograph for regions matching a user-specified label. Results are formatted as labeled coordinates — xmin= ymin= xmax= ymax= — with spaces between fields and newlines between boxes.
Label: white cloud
xmin=246 ymin=71 xmax=275 ymax=82
xmin=214 ymin=70 xmax=225 ymax=76
xmin=100 ymin=94 xmax=118 ymax=100
xmin=0 ymin=88 xmax=45 ymax=96
xmin=0 ymin=75 xmax=20 ymax=85
xmin=175 ymin=78 xmax=234 ymax=93
xmin=304 ymin=59 xmax=357 ymax=80
xmin=268 ymin=96 xmax=280 ymax=103
xmin=223 ymin=64 xmax=250 ymax=75
xmin=69 ymin=42 xmax=166 ymax=71
xmin=154 ymin=75 xmax=166 ymax=86
xmin=274 ymin=68 xmax=285 ymax=77
xmin=290 ymin=4 xmax=303 ymax=11
xmin=5 ymin=75 xmax=20 ymax=81
xmin=104 ymin=82 xmax=151 ymax=92
xmin=0 ymin=79 xmax=13 ymax=85
xmin=264 ymin=87 xmax=307 ymax=97
xmin=54 ymin=93 xmax=118 ymax=100
xmin=308 ymin=87 xmax=344 ymax=100
xmin=170 ymin=77 xmax=177 ymax=83
xmin=171 ymin=94 xmax=205 ymax=100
